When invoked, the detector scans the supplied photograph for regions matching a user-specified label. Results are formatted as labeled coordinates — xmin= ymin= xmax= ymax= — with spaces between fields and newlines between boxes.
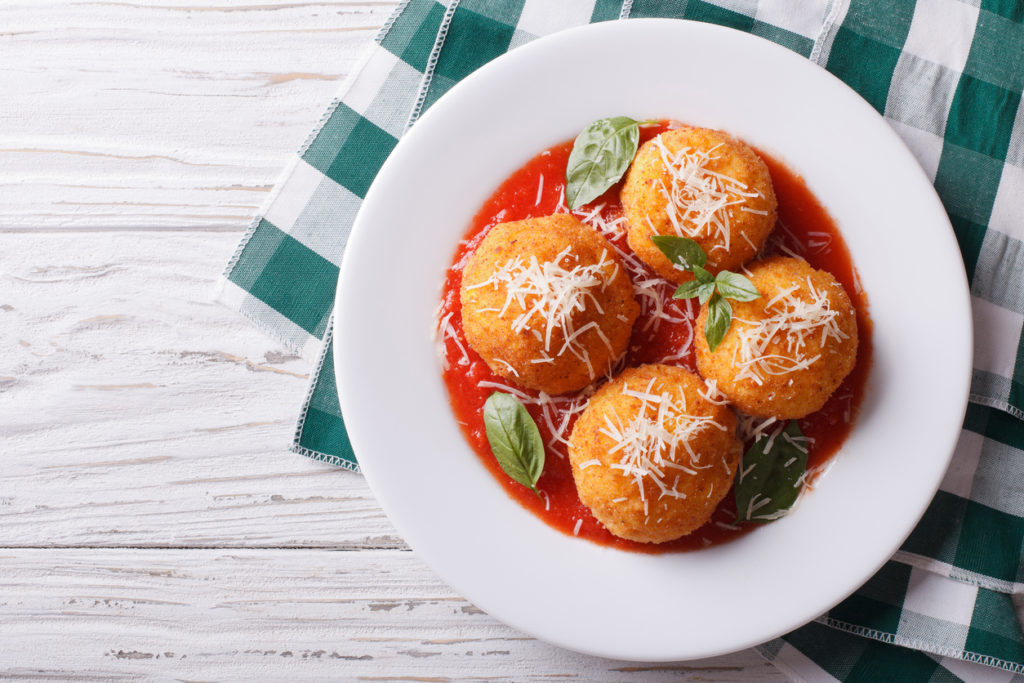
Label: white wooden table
xmin=0 ymin=3 xmax=783 ymax=679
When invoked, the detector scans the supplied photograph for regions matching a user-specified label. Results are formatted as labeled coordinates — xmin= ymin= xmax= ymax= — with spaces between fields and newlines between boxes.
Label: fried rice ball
xmin=568 ymin=364 xmax=741 ymax=543
xmin=621 ymin=127 xmax=777 ymax=283
xmin=695 ymin=256 xmax=858 ymax=419
xmin=460 ymin=214 xmax=639 ymax=395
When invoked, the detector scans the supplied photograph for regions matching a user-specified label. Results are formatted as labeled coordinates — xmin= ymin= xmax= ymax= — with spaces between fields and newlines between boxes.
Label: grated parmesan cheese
xmin=570 ymin=201 xmax=687 ymax=336
xmin=736 ymin=414 xmax=778 ymax=443
xmin=492 ymin=358 xmax=518 ymax=377
xmin=730 ymin=277 xmax=849 ymax=384
xmin=435 ymin=310 xmax=470 ymax=370
xmin=573 ymin=203 xmax=627 ymax=237
xmin=698 ymin=378 xmax=728 ymax=405
xmin=650 ymin=135 xmax=764 ymax=252
xmin=476 ymin=379 xmax=593 ymax=458
xmin=465 ymin=246 xmax=618 ymax=373
xmin=598 ymin=377 xmax=725 ymax=502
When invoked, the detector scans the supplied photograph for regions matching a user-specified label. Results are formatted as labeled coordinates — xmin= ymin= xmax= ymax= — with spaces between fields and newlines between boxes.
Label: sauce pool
xmin=436 ymin=123 xmax=873 ymax=553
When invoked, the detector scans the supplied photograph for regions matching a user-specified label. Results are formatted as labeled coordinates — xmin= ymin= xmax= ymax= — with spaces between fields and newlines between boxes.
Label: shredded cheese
xmin=554 ymin=186 xmax=568 ymax=214
xmin=739 ymin=461 xmax=757 ymax=484
xmin=781 ymin=429 xmax=810 ymax=454
xmin=435 ymin=310 xmax=470 ymax=370
xmin=698 ymin=378 xmax=728 ymax=405
xmin=730 ymin=278 xmax=849 ymax=384
xmin=798 ymin=460 xmax=833 ymax=490
xmin=737 ymin=414 xmax=778 ymax=443
xmin=746 ymin=492 xmax=773 ymax=520
xmin=806 ymin=230 xmax=833 ymax=254
xmin=476 ymin=379 xmax=593 ymax=458
xmin=599 ymin=377 xmax=726 ymax=503
xmin=569 ymin=200 xmax=688 ymax=338
xmin=573 ymin=203 xmax=627 ymax=237
xmin=766 ymin=221 xmax=805 ymax=260
xmin=650 ymin=135 xmax=763 ymax=251
xmin=465 ymin=246 xmax=617 ymax=373
xmin=492 ymin=358 xmax=518 ymax=377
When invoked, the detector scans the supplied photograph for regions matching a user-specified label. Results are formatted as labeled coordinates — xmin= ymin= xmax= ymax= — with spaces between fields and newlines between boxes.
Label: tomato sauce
xmin=436 ymin=123 xmax=873 ymax=553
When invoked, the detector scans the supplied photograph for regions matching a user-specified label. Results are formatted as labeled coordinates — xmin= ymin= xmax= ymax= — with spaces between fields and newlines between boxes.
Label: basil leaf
xmin=649 ymin=235 xmax=707 ymax=271
xmin=483 ymin=392 xmax=546 ymax=494
xmin=704 ymin=293 xmax=732 ymax=352
xmin=566 ymin=116 xmax=641 ymax=209
xmin=697 ymin=282 xmax=716 ymax=305
xmin=715 ymin=271 xmax=760 ymax=302
xmin=734 ymin=421 xmax=808 ymax=523
xmin=672 ymin=280 xmax=705 ymax=300
xmin=692 ymin=264 xmax=714 ymax=285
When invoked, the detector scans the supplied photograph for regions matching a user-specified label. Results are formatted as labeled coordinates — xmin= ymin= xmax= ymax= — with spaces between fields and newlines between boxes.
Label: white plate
xmin=335 ymin=19 xmax=972 ymax=661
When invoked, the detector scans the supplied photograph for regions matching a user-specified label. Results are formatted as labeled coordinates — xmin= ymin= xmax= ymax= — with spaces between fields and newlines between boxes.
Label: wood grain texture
xmin=0 ymin=1 xmax=395 ymax=231
xmin=0 ymin=228 xmax=780 ymax=676
xmin=1 ymin=231 xmax=400 ymax=549
xmin=0 ymin=549 xmax=780 ymax=681
xmin=8 ymin=1 xmax=997 ymax=679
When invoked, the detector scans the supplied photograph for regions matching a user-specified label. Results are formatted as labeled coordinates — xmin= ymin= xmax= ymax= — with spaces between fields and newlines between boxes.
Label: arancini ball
xmin=621 ymin=127 xmax=777 ymax=283
xmin=694 ymin=256 xmax=858 ymax=419
xmin=568 ymin=364 xmax=741 ymax=543
xmin=460 ymin=214 xmax=639 ymax=395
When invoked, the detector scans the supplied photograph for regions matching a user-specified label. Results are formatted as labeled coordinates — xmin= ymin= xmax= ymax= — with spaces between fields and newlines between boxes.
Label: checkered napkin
xmin=216 ymin=0 xmax=1024 ymax=679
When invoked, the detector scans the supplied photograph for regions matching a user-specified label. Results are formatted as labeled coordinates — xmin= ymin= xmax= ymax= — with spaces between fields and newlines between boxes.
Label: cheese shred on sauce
xmin=476 ymin=379 xmax=593 ymax=458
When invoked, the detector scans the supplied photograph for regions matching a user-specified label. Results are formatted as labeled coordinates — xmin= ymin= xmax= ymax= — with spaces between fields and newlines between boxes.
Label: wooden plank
xmin=0 ymin=548 xmax=781 ymax=680
xmin=0 ymin=1 xmax=398 ymax=231
xmin=6 ymin=5 xmax=1007 ymax=680
xmin=1 ymin=231 xmax=400 ymax=548
xmin=0 ymin=226 xmax=779 ymax=676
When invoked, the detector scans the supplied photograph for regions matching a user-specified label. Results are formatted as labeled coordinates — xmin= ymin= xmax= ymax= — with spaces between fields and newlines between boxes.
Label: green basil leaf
xmin=704 ymin=292 xmax=732 ymax=352
xmin=715 ymin=271 xmax=760 ymax=302
xmin=697 ymin=282 xmax=716 ymax=305
xmin=566 ymin=116 xmax=641 ymax=209
xmin=672 ymin=280 xmax=705 ymax=300
xmin=483 ymin=392 xmax=546 ymax=494
xmin=734 ymin=421 xmax=808 ymax=523
xmin=692 ymin=264 xmax=714 ymax=285
xmin=649 ymin=235 xmax=708 ymax=271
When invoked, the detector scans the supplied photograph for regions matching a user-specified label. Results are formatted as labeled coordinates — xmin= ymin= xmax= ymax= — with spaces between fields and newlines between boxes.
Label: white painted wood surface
xmin=0 ymin=2 xmax=779 ymax=678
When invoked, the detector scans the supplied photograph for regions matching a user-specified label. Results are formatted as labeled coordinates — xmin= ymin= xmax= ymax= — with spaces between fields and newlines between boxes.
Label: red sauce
xmin=437 ymin=123 xmax=873 ymax=553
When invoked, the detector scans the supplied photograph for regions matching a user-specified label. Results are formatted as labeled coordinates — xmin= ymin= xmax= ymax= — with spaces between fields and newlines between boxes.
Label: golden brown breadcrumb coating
xmin=568 ymin=364 xmax=741 ymax=543
xmin=461 ymin=214 xmax=639 ymax=395
xmin=695 ymin=256 xmax=858 ymax=419
xmin=622 ymin=127 xmax=777 ymax=283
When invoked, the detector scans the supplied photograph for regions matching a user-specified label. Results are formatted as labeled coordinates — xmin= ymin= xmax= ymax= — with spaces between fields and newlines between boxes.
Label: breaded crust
xmin=460 ymin=214 xmax=639 ymax=395
xmin=568 ymin=364 xmax=741 ymax=543
xmin=695 ymin=256 xmax=859 ymax=419
xmin=621 ymin=127 xmax=777 ymax=283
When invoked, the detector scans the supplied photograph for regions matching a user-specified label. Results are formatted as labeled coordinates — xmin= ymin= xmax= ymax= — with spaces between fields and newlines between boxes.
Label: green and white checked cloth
xmin=216 ymin=1 xmax=1024 ymax=679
